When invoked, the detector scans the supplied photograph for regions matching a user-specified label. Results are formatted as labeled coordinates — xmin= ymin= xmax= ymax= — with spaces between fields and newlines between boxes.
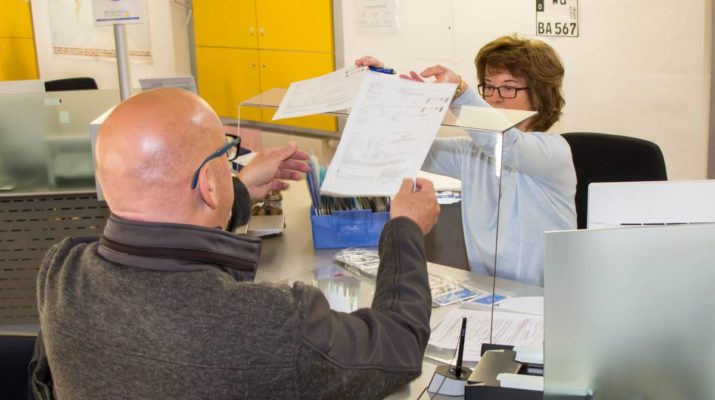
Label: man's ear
xmin=197 ymin=166 xmax=218 ymax=210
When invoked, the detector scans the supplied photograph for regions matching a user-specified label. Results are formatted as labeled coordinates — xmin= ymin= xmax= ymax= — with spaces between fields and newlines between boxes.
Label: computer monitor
xmin=544 ymin=223 xmax=715 ymax=399
xmin=587 ymin=180 xmax=715 ymax=229
xmin=0 ymin=80 xmax=44 ymax=94
xmin=138 ymin=76 xmax=197 ymax=93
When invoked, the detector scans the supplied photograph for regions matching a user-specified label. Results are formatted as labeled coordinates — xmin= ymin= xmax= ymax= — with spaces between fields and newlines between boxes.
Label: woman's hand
xmin=413 ymin=64 xmax=460 ymax=84
xmin=354 ymin=55 xmax=384 ymax=68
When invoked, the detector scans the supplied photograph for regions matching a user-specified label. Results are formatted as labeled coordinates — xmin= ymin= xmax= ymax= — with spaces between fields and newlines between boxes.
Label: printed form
xmin=320 ymin=72 xmax=456 ymax=196
xmin=272 ymin=67 xmax=367 ymax=120
xmin=429 ymin=306 xmax=544 ymax=362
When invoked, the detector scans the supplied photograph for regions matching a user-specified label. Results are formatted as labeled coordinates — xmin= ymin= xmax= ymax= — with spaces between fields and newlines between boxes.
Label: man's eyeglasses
xmin=190 ymin=134 xmax=241 ymax=189
xmin=478 ymin=84 xmax=529 ymax=99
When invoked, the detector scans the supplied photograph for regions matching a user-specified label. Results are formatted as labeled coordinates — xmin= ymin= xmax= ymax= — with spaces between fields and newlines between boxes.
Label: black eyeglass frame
xmin=190 ymin=134 xmax=241 ymax=189
xmin=477 ymin=84 xmax=529 ymax=99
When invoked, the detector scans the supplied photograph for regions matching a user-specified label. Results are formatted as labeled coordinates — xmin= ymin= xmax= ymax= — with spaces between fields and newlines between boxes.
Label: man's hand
xmin=390 ymin=178 xmax=440 ymax=235
xmin=237 ymin=142 xmax=309 ymax=200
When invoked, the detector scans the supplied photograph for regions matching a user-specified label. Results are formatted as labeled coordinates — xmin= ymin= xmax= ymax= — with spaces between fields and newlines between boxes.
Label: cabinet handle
xmin=262 ymin=64 xmax=267 ymax=68
xmin=249 ymin=27 xmax=255 ymax=36
xmin=259 ymin=27 xmax=265 ymax=37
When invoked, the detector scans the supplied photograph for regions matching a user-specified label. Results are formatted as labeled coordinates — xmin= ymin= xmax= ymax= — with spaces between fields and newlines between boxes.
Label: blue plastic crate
xmin=310 ymin=207 xmax=390 ymax=249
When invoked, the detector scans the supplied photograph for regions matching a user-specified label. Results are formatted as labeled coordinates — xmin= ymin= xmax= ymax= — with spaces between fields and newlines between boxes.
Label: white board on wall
xmin=340 ymin=0 xmax=710 ymax=180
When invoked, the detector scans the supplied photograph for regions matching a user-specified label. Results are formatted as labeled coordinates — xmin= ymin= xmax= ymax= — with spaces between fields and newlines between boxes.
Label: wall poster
xmin=48 ymin=0 xmax=152 ymax=62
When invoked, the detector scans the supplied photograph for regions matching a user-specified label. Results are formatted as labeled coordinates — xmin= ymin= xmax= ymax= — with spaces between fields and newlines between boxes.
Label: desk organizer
xmin=310 ymin=207 xmax=389 ymax=249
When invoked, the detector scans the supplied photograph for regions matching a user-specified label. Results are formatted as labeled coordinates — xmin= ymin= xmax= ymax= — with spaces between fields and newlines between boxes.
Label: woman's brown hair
xmin=475 ymin=34 xmax=565 ymax=132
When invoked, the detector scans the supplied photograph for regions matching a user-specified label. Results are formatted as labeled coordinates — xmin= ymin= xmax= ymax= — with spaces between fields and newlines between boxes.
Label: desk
xmin=0 ymin=181 xmax=541 ymax=399
xmin=254 ymin=182 xmax=543 ymax=399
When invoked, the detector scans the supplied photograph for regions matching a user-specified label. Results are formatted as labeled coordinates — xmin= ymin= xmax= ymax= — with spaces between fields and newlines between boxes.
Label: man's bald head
xmin=96 ymin=88 xmax=233 ymax=227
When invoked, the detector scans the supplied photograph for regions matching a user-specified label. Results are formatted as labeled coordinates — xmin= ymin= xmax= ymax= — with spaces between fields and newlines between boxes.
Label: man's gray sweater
xmin=37 ymin=213 xmax=431 ymax=399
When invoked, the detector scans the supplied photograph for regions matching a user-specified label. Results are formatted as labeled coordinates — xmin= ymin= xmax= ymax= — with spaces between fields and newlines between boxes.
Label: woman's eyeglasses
xmin=478 ymin=84 xmax=529 ymax=99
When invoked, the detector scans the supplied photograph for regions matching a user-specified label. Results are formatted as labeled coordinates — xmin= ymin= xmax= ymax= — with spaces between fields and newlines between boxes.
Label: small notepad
xmin=244 ymin=215 xmax=285 ymax=237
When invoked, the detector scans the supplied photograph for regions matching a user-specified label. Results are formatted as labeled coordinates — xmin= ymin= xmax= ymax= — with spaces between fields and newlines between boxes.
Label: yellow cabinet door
xmin=259 ymin=50 xmax=336 ymax=130
xmin=0 ymin=38 xmax=38 ymax=81
xmin=193 ymin=0 xmax=257 ymax=48
xmin=0 ymin=0 xmax=34 ymax=39
xmin=196 ymin=47 xmax=261 ymax=120
xmin=256 ymin=0 xmax=333 ymax=52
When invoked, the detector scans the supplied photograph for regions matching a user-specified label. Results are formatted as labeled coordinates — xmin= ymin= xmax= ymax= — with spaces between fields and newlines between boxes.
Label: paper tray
xmin=310 ymin=207 xmax=389 ymax=249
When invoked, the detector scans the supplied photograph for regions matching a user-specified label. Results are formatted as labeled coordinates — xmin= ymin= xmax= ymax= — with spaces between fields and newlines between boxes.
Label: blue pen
xmin=368 ymin=66 xmax=396 ymax=75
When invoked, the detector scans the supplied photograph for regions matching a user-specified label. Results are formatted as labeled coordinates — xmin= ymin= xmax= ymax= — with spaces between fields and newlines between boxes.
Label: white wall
xmin=341 ymin=0 xmax=712 ymax=179
xmin=31 ymin=0 xmax=192 ymax=90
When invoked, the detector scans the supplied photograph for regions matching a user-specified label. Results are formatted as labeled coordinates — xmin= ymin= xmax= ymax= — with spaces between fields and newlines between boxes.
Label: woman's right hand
xmin=354 ymin=57 xmax=460 ymax=85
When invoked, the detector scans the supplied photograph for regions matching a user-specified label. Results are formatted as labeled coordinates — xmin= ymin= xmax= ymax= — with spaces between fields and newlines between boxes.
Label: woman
xmin=356 ymin=34 xmax=576 ymax=286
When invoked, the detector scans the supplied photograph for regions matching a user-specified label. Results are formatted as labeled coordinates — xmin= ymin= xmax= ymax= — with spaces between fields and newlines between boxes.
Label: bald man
xmin=34 ymin=88 xmax=440 ymax=399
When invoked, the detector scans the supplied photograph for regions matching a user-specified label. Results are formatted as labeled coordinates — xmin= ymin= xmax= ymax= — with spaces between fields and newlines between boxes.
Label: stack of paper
xmin=428 ymin=299 xmax=545 ymax=362
xmin=320 ymin=72 xmax=456 ymax=196
xmin=274 ymin=67 xmax=457 ymax=197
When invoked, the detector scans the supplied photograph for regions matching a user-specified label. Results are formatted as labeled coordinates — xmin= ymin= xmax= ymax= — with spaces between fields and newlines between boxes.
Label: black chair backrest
xmin=562 ymin=132 xmax=668 ymax=229
xmin=0 ymin=334 xmax=36 ymax=400
xmin=44 ymin=77 xmax=98 ymax=92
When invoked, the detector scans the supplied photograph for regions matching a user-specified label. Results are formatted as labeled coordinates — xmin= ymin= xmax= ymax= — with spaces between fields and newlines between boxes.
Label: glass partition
xmin=239 ymin=87 xmax=538 ymax=361
xmin=0 ymin=90 xmax=121 ymax=194
xmin=240 ymin=87 xmax=530 ymax=136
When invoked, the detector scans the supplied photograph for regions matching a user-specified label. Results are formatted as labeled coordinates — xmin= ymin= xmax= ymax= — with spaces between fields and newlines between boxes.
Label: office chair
xmin=562 ymin=132 xmax=668 ymax=229
xmin=44 ymin=77 xmax=98 ymax=92
xmin=0 ymin=333 xmax=36 ymax=400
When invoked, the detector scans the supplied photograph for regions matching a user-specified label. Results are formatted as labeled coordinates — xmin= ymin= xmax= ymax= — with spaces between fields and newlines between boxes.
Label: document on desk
xmin=320 ymin=72 xmax=457 ymax=196
xmin=272 ymin=67 xmax=367 ymax=120
xmin=429 ymin=306 xmax=543 ymax=362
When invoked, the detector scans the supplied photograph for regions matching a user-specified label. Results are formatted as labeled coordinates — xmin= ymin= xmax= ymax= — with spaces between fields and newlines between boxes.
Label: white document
xmin=494 ymin=296 xmax=544 ymax=316
xmin=429 ymin=307 xmax=544 ymax=362
xmin=272 ymin=67 xmax=367 ymax=121
xmin=320 ymin=72 xmax=456 ymax=196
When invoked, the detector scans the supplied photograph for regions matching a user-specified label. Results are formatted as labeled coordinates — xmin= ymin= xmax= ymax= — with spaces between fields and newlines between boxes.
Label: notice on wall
xmin=536 ymin=0 xmax=578 ymax=37
xmin=92 ymin=0 xmax=145 ymax=26
xmin=49 ymin=0 xmax=151 ymax=62
xmin=355 ymin=0 xmax=399 ymax=34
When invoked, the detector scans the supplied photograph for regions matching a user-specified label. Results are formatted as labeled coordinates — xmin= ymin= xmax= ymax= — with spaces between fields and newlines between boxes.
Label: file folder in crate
xmin=310 ymin=207 xmax=390 ymax=249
